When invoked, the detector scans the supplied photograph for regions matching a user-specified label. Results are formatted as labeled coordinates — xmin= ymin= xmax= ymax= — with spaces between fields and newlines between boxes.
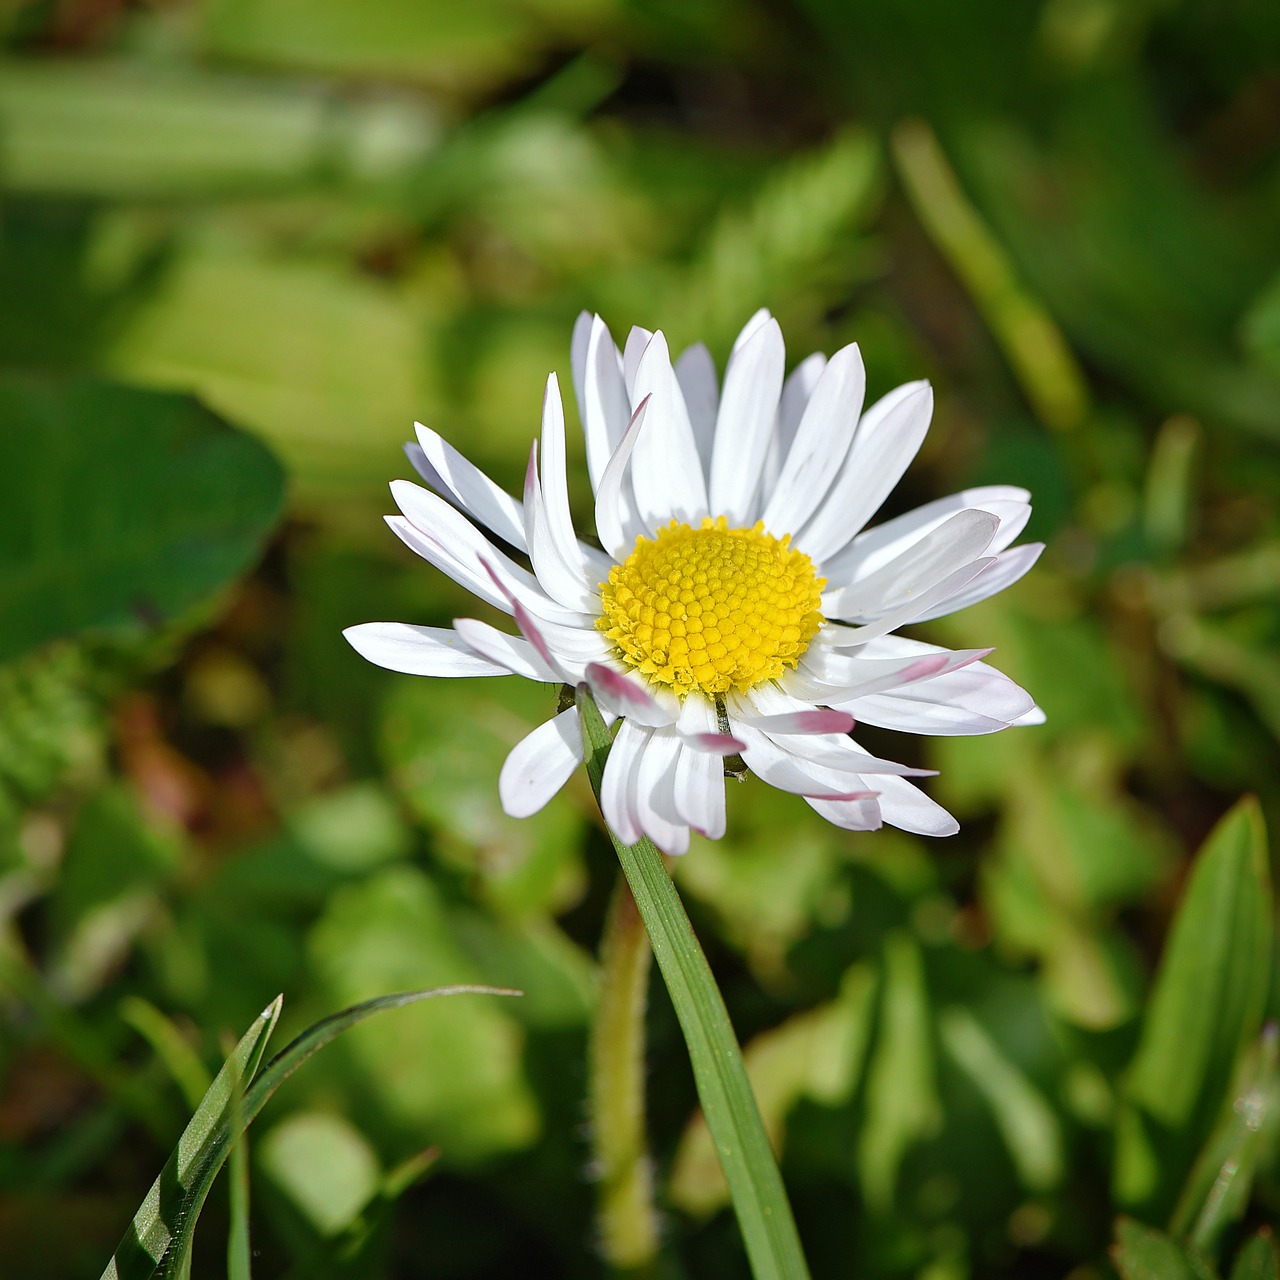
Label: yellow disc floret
xmin=597 ymin=516 xmax=825 ymax=696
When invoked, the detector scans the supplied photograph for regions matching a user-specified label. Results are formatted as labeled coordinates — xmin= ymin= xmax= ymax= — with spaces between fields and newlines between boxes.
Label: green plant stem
xmin=577 ymin=686 xmax=811 ymax=1280
xmin=589 ymin=876 xmax=660 ymax=1275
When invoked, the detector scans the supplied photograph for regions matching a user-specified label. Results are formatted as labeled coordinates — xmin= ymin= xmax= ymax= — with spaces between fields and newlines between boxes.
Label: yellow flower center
xmin=597 ymin=517 xmax=825 ymax=696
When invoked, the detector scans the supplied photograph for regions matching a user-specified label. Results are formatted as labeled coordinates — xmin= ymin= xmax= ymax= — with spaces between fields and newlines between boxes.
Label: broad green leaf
xmin=380 ymin=679 xmax=586 ymax=919
xmin=0 ymin=375 xmax=285 ymax=665
xmin=1112 ymin=1218 xmax=1219 ymax=1280
xmin=258 ymin=1111 xmax=380 ymax=1237
xmin=307 ymin=868 xmax=541 ymax=1160
xmin=1230 ymin=1233 xmax=1280 ymax=1280
xmin=0 ymin=62 xmax=437 ymax=197
xmin=1115 ymin=798 xmax=1272 ymax=1218
xmin=577 ymin=686 xmax=811 ymax=1280
xmin=105 ymin=246 xmax=433 ymax=498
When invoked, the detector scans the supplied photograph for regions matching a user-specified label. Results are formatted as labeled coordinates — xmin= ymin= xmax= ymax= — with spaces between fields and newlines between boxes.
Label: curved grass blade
xmin=102 ymin=997 xmax=282 ymax=1280
xmin=577 ymin=685 xmax=810 ymax=1280
xmin=102 ymin=986 xmax=519 ymax=1280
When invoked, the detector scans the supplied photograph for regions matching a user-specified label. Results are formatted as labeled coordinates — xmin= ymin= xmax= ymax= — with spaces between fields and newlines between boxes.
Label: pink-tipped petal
xmin=585 ymin=661 xmax=674 ymax=728
xmin=683 ymin=732 xmax=749 ymax=754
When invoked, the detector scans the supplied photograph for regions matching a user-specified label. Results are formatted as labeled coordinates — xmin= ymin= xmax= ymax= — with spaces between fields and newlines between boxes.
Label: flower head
xmin=345 ymin=311 xmax=1043 ymax=854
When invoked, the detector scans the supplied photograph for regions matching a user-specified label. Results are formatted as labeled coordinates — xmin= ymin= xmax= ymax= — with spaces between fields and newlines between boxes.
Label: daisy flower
xmin=345 ymin=311 xmax=1042 ymax=854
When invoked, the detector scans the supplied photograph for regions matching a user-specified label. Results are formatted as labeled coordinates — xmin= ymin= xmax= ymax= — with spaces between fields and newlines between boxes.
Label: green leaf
xmin=1170 ymin=1027 xmax=1280 ymax=1252
xmin=101 ymin=986 xmax=518 ymax=1280
xmin=1230 ymin=1232 xmax=1280 ymax=1280
xmin=0 ymin=375 xmax=285 ymax=665
xmin=102 ymin=996 xmax=282 ymax=1280
xmin=1114 ymin=798 xmax=1273 ymax=1218
xmin=1112 ymin=1218 xmax=1219 ymax=1280
xmin=106 ymin=245 xmax=433 ymax=499
xmin=939 ymin=1005 xmax=1064 ymax=1193
xmin=576 ymin=686 xmax=811 ymax=1280
xmin=857 ymin=931 xmax=941 ymax=1211
xmin=0 ymin=61 xmax=438 ymax=197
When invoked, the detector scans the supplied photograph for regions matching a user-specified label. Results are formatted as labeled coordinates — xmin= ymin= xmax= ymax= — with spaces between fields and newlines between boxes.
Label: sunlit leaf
xmin=1114 ymin=798 xmax=1272 ymax=1219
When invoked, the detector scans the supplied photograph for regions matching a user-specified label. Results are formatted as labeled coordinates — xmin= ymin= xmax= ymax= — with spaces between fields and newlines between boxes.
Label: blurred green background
xmin=2 ymin=0 xmax=1280 ymax=1276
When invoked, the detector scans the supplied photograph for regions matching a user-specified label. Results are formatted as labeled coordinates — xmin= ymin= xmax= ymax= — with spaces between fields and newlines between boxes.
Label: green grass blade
xmin=226 ymin=1064 xmax=253 ymax=1280
xmin=1114 ymin=798 xmax=1272 ymax=1221
xmin=102 ymin=996 xmax=283 ymax=1280
xmin=102 ymin=986 xmax=519 ymax=1280
xmin=576 ymin=686 xmax=810 ymax=1280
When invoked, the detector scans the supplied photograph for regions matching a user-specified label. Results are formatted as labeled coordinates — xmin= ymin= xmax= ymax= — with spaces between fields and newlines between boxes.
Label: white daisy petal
xmin=674 ymin=742 xmax=726 ymax=840
xmin=822 ymin=509 xmax=1000 ymax=622
xmin=342 ymin=623 xmax=508 ymax=677
xmin=578 ymin=315 xmax=633 ymax=492
xmin=500 ymin=707 xmax=587 ymax=818
xmin=388 ymin=483 xmax=584 ymax=625
xmin=848 ymin=660 xmax=1038 ymax=735
xmin=675 ymin=341 xmax=719 ymax=478
xmin=795 ymin=380 xmax=933 ymax=564
xmin=634 ymin=728 xmax=690 ymax=854
xmin=601 ymin=718 xmax=648 ymax=844
xmin=412 ymin=423 xmax=528 ymax=552
xmin=820 ymin=559 xmax=995 ymax=647
xmin=676 ymin=696 xmax=745 ymax=753
xmin=761 ymin=342 xmax=866 ymax=537
xmin=540 ymin=373 xmax=612 ymax=571
xmin=731 ymin=308 xmax=774 ymax=355
xmin=871 ymin=774 xmax=959 ymax=837
xmin=629 ymin=331 xmax=709 ymax=527
xmin=910 ymin=543 xmax=1044 ymax=622
xmin=623 ymin=325 xmax=653 ymax=398
xmin=524 ymin=444 xmax=601 ymax=614
xmin=821 ymin=485 xmax=1031 ymax=584
xmin=761 ymin=352 xmax=827 ymax=504
xmin=787 ymin=642 xmax=993 ymax=703
xmin=452 ymin=617 xmax=559 ymax=682
xmin=731 ymin=723 xmax=884 ymax=800
xmin=806 ymin=793 xmax=883 ymax=831
xmin=594 ymin=396 xmax=652 ymax=561
xmin=709 ymin=316 xmax=786 ymax=523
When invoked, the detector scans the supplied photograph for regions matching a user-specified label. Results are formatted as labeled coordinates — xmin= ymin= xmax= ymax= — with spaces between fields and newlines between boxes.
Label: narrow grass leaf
xmin=1112 ymin=1218 xmax=1219 ymax=1280
xmin=101 ymin=996 xmax=282 ymax=1280
xmin=102 ymin=986 xmax=518 ymax=1280
xmin=1171 ymin=1026 xmax=1280 ymax=1252
xmin=1115 ymin=798 xmax=1272 ymax=1219
xmin=577 ymin=685 xmax=810 ymax=1280
xmin=1230 ymin=1232 xmax=1280 ymax=1280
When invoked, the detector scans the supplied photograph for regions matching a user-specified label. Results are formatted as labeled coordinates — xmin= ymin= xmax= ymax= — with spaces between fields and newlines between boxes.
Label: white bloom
xmin=346 ymin=311 xmax=1043 ymax=854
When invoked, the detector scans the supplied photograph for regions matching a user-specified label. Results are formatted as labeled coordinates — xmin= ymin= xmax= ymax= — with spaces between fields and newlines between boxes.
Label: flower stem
xmin=589 ymin=875 xmax=660 ymax=1274
xmin=577 ymin=685 xmax=811 ymax=1280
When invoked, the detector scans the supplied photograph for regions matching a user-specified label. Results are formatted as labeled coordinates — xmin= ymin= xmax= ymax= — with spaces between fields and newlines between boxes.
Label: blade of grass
xmin=102 ymin=996 xmax=282 ymax=1280
xmin=577 ymin=685 xmax=810 ymax=1280
xmin=101 ymin=985 xmax=519 ymax=1280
